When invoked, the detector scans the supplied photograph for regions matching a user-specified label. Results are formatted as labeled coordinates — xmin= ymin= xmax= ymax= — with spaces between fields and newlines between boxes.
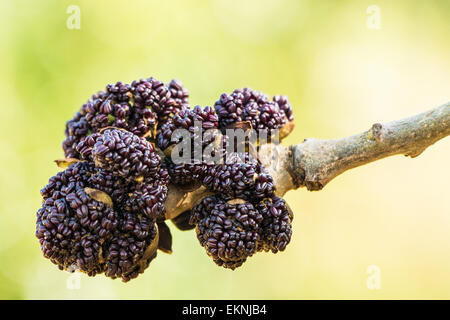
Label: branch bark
xmin=165 ymin=102 xmax=450 ymax=220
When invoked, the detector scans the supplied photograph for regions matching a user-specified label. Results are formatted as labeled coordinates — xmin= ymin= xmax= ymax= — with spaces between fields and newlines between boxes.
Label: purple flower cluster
xmin=37 ymin=77 xmax=296 ymax=281
xmin=214 ymin=87 xmax=293 ymax=135
xmin=157 ymin=105 xmax=225 ymax=185
xmin=63 ymin=78 xmax=189 ymax=158
xmin=190 ymin=194 xmax=293 ymax=269
xmin=38 ymin=128 xmax=170 ymax=281
xmin=201 ymin=153 xmax=274 ymax=199
xmin=36 ymin=162 xmax=161 ymax=281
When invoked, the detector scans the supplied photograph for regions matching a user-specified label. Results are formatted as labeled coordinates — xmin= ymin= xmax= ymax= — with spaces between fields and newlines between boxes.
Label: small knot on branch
xmin=371 ymin=123 xmax=385 ymax=142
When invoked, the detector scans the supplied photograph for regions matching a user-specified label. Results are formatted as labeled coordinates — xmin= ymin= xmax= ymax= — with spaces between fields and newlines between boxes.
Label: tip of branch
xmin=405 ymin=148 xmax=426 ymax=158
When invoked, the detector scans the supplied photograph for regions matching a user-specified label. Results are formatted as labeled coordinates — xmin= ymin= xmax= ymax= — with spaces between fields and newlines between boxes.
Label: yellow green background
xmin=0 ymin=0 xmax=449 ymax=299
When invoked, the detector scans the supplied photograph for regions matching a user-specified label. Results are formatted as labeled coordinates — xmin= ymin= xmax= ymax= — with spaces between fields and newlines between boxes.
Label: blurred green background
xmin=0 ymin=0 xmax=449 ymax=299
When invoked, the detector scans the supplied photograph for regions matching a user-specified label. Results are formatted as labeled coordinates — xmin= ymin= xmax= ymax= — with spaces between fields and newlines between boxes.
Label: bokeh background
xmin=0 ymin=0 xmax=449 ymax=299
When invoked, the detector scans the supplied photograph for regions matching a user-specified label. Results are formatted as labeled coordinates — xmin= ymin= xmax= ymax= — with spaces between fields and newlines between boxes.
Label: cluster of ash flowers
xmin=37 ymin=128 xmax=170 ymax=282
xmin=63 ymin=78 xmax=190 ymax=158
xmin=157 ymin=105 xmax=226 ymax=185
xmin=37 ymin=78 xmax=295 ymax=281
xmin=190 ymin=195 xmax=293 ymax=269
xmin=214 ymin=88 xmax=293 ymax=136
xmin=188 ymin=151 xmax=292 ymax=269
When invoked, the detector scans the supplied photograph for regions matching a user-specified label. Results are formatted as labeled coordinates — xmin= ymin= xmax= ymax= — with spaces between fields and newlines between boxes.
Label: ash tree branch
xmin=165 ymin=102 xmax=450 ymax=220
xmin=289 ymin=102 xmax=450 ymax=191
